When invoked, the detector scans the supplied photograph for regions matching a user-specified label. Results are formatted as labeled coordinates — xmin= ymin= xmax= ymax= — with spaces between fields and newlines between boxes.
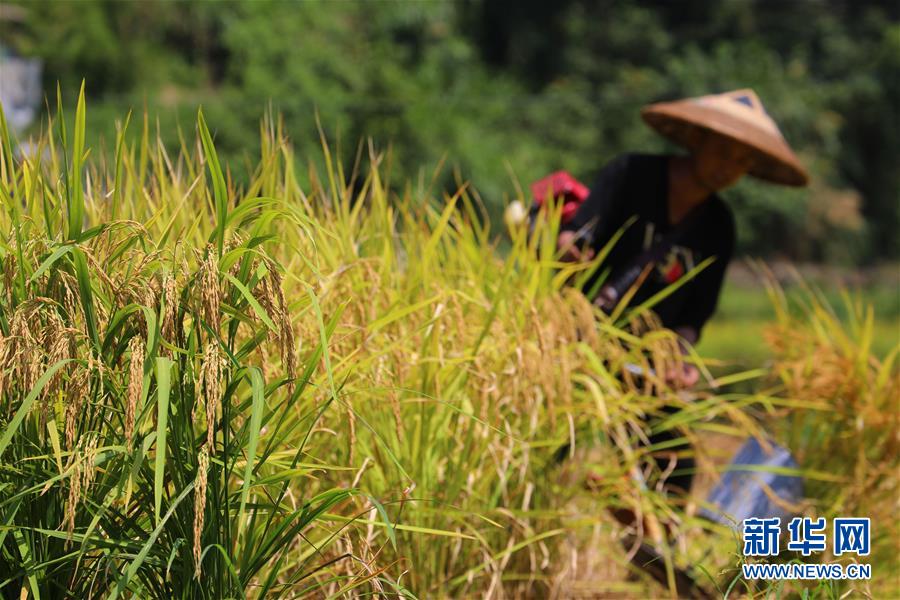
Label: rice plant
xmin=0 ymin=88 xmax=395 ymax=598
xmin=1 ymin=88 xmax=895 ymax=598
xmin=759 ymin=269 xmax=899 ymax=598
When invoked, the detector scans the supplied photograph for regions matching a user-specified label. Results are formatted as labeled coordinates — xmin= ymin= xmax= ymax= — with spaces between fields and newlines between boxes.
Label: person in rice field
xmin=558 ymin=89 xmax=808 ymax=494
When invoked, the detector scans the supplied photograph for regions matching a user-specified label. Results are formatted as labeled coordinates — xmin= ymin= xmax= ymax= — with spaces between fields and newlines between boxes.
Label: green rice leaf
xmin=29 ymin=244 xmax=75 ymax=283
xmin=0 ymin=104 xmax=27 ymax=297
xmin=0 ymin=359 xmax=72 ymax=459
xmin=154 ymin=356 xmax=173 ymax=525
xmin=368 ymin=294 xmax=442 ymax=333
xmin=68 ymin=80 xmax=86 ymax=241
xmin=0 ymin=100 xmax=18 ymax=199
xmin=71 ymin=247 xmax=100 ymax=349
xmin=237 ymin=367 xmax=266 ymax=541
xmin=0 ymin=498 xmax=23 ymax=564
xmin=367 ymin=494 xmax=397 ymax=550
xmin=321 ymin=513 xmax=477 ymax=540
xmin=197 ymin=108 xmax=228 ymax=256
xmin=110 ymin=479 xmax=195 ymax=599
xmin=13 ymin=527 xmax=41 ymax=600
xmin=223 ymin=272 xmax=278 ymax=333
xmin=46 ymin=419 xmax=64 ymax=476
xmin=112 ymin=110 xmax=132 ymax=220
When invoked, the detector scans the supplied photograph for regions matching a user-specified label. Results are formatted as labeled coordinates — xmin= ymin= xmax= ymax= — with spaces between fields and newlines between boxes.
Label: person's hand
xmin=592 ymin=285 xmax=619 ymax=312
xmin=557 ymin=230 xmax=595 ymax=262
xmin=665 ymin=363 xmax=700 ymax=389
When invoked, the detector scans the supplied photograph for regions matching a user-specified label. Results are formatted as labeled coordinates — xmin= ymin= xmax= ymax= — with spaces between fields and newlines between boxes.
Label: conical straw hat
xmin=641 ymin=89 xmax=808 ymax=186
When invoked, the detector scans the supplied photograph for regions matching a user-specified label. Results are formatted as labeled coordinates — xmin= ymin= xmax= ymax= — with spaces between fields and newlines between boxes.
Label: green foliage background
xmin=4 ymin=0 xmax=899 ymax=264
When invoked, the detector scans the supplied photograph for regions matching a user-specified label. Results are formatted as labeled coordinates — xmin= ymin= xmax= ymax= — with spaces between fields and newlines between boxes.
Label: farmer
xmin=559 ymin=89 xmax=808 ymax=493
xmin=560 ymin=89 xmax=807 ymax=383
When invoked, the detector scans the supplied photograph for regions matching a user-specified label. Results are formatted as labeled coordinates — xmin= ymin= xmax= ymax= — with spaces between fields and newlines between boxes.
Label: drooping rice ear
xmin=224 ymin=232 xmax=247 ymax=280
xmin=197 ymin=342 xmax=225 ymax=452
xmin=80 ymin=433 xmax=99 ymax=495
xmin=125 ymin=336 xmax=145 ymax=446
xmin=63 ymin=459 xmax=82 ymax=546
xmin=40 ymin=310 xmax=69 ymax=398
xmin=6 ymin=306 xmax=39 ymax=396
xmin=269 ymin=263 xmax=296 ymax=393
xmin=59 ymin=271 xmax=80 ymax=326
xmin=254 ymin=259 xmax=297 ymax=393
xmin=193 ymin=443 xmax=210 ymax=579
xmin=253 ymin=266 xmax=278 ymax=340
xmin=199 ymin=245 xmax=221 ymax=333
xmin=63 ymin=434 xmax=98 ymax=547
xmin=64 ymin=369 xmax=87 ymax=449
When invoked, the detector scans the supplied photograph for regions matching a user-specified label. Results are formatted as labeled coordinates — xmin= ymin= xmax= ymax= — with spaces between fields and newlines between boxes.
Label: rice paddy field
xmin=1 ymin=92 xmax=897 ymax=598
xmin=699 ymin=272 xmax=899 ymax=370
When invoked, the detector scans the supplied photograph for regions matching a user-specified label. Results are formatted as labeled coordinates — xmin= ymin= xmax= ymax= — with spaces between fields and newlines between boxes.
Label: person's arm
xmin=670 ymin=325 xmax=701 ymax=386
xmin=557 ymin=154 xmax=632 ymax=261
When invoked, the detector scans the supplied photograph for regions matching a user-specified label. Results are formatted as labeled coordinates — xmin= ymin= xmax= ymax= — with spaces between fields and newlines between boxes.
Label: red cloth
xmin=530 ymin=171 xmax=589 ymax=224
xmin=664 ymin=260 xmax=684 ymax=283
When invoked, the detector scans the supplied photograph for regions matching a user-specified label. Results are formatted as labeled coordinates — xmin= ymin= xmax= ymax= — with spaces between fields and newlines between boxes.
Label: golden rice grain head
xmin=64 ymin=460 xmax=82 ymax=545
xmin=193 ymin=443 xmax=210 ymax=579
xmin=254 ymin=269 xmax=277 ymax=325
xmin=81 ymin=246 xmax=118 ymax=298
xmin=199 ymin=343 xmax=225 ymax=451
xmin=225 ymin=234 xmax=246 ymax=280
xmin=6 ymin=306 xmax=38 ymax=395
xmin=224 ymin=231 xmax=246 ymax=255
xmin=567 ymin=288 xmax=599 ymax=348
xmin=251 ymin=269 xmax=282 ymax=367
xmin=1 ymin=253 xmax=13 ymax=305
xmin=162 ymin=272 xmax=178 ymax=348
xmin=80 ymin=434 xmax=99 ymax=492
xmin=64 ymin=370 xmax=88 ymax=449
xmin=269 ymin=265 xmax=296 ymax=390
xmin=139 ymin=278 xmax=158 ymax=334
xmin=59 ymin=271 xmax=80 ymax=325
xmin=44 ymin=312 xmax=71 ymax=393
xmin=125 ymin=336 xmax=145 ymax=446
xmin=199 ymin=245 xmax=221 ymax=331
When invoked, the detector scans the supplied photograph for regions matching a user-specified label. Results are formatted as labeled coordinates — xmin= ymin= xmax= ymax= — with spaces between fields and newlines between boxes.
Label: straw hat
xmin=641 ymin=89 xmax=808 ymax=186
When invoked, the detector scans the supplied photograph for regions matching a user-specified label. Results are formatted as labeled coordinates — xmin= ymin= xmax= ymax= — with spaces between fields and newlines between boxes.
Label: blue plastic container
xmin=701 ymin=437 xmax=804 ymax=528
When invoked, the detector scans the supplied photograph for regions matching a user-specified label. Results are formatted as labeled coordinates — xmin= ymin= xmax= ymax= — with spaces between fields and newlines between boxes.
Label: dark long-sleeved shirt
xmin=562 ymin=153 xmax=735 ymax=338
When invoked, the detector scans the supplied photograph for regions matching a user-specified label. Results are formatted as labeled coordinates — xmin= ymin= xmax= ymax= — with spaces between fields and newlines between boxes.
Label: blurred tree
xmin=7 ymin=0 xmax=898 ymax=263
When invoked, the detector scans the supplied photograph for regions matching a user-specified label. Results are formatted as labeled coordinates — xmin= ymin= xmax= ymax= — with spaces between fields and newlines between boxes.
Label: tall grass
xmin=759 ymin=270 xmax=899 ymax=598
xmin=1 ymin=92 xmax=896 ymax=598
